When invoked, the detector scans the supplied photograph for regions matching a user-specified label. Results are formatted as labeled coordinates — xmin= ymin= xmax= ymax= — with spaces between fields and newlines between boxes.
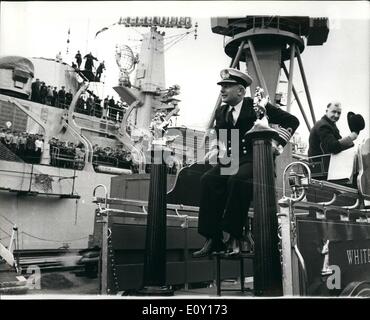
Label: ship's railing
xmin=0 ymin=140 xmax=47 ymax=166
xmin=104 ymin=106 xmax=125 ymax=123
xmin=0 ymin=140 xmax=45 ymax=165
xmin=225 ymin=16 xmax=317 ymax=38
xmin=92 ymin=154 xmax=132 ymax=170
xmin=0 ymin=164 xmax=79 ymax=197
xmin=75 ymin=104 xmax=125 ymax=123
xmin=56 ymin=102 xmax=71 ymax=110
xmin=25 ymin=90 xmax=126 ymax=125
xmin=50 ymin=146 xmax=85 ymax=170
xmin=73 ymin=113 xmax=119 ymax=137
xmin=92 ymin=155 xmax=118 ymax=168
xmin=1 ymin=139 xmax=79 ymax=196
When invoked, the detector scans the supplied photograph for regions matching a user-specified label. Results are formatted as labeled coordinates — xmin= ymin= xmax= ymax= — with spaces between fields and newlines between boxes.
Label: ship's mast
xmin=111 ymin=17 xmax=195 ymax=168
xmin=131 ymin=27 xmax=166 ymax=131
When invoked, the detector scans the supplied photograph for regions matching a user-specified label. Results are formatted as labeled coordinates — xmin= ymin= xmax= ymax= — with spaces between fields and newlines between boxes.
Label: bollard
xmin=246 ymin=126 xmax=283 ymax=296
xmin=137 ymin=151 xmax=174 ymax=296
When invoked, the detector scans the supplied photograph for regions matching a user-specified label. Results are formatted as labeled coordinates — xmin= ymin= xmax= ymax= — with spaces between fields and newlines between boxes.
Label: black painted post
xmin=144 ymin=161 xmax=167 ymax=284
xmin=246 ymin=127 xmax=283 ymax=296
xmin=138 ymin=149 xmax=173 ymax=296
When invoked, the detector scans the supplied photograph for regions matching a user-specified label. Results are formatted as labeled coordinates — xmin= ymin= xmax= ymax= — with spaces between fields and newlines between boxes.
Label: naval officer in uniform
xmin=193 ymin=68 xmax=300 ymax=257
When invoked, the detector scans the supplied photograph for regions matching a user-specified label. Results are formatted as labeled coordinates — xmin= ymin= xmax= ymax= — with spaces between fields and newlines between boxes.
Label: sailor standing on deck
xmin=192 ymin=68 xmax=300 ymax=258
xmin=31 ymin=78 xmax=41 ymax=103
xmin=95 ymin=61 xmax=105 ymax=81
xmin=83 ymin=52 xmax=98 ymax=72
xmin=75 ymin=50 xmax=82 ymax=69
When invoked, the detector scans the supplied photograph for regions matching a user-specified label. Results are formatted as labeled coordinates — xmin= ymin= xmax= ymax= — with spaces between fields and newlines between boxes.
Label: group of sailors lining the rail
xmin=0 ymin=129 xmax=44 ymax=164
xmin=28 ymin=78 xmax=128 ymax=123
xmin=30 ymin=79 xmax=73 ymax=109
xmin=0 ymin=129 xmax=139 ymax=172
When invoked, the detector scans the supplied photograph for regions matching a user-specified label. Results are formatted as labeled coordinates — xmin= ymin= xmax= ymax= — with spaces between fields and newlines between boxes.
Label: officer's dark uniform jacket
xmin=212 ymin=97 xmax=300 ymax=161
xmin=198 ymin=97 xmax=299 ymax=240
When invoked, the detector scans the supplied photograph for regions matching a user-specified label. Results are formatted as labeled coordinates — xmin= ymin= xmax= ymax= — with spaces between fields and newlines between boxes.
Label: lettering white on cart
xmin=326 ymin=265 xmax=341 ymax=290
xmin=347 ymin=248 xmax=370 ymax=265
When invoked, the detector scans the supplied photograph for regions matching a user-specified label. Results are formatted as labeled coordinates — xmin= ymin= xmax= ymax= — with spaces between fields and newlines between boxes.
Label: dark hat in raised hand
xmin=347 ymin=112 xmax=365 ymax=134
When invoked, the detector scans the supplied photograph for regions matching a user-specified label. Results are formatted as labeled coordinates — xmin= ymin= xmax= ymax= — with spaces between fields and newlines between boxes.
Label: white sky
xmin=0 ymin=1 xmax=369 ymax=142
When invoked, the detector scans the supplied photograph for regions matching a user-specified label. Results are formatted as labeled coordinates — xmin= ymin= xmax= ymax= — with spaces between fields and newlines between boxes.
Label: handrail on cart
xmin=282 ymin=161 xmax=311 ymax=202
xmin=279 ymin=146 xmax=370 ymax=296
xmin=92 ymin=184 xmax=108 ymax=211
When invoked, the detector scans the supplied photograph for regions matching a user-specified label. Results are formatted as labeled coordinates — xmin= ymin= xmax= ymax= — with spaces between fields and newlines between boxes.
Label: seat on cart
xmin=307 ymin=154 xmax=330 ymax=180
xmin=357 ymin=138 xmax=370 ymax=204
xmin=166 ymin=162 xmax=213 ymax=208
xmin=305 ymin=138 xmax=370 ymax=207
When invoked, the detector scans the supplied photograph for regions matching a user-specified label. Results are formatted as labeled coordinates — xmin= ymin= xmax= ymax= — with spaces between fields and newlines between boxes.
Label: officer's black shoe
xmin=212 ymin=239 xmax=227 ymax=254
xmin=192 ymin=239 xmax=225 ymax=258
xmin=192 ymin=239 xmax=213 ymax=258
xmin=224 ymin=237 xmax=241 ymax=257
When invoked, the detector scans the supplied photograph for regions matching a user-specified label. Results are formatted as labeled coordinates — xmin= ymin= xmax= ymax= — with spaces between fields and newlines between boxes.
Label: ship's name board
xmin=118 ymin=16 xmax=192 ymax=29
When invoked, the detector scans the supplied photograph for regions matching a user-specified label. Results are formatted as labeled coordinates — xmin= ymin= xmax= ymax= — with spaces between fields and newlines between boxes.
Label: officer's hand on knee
xmin=204 ymin=148 xmax=219 ymax=163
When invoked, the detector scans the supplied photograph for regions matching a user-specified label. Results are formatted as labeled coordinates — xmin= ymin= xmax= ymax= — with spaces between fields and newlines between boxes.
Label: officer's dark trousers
xmin=198 ymin=161 xmax=253 ymax=240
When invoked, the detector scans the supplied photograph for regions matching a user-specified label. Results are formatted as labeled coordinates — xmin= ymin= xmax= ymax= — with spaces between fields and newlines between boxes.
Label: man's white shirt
xmin=228 ymin=99 xmax=243 ymax=125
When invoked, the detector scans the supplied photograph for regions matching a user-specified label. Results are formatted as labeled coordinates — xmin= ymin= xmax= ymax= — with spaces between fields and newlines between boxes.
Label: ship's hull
xmin=0 ymin=159 xmax=114 ymax=249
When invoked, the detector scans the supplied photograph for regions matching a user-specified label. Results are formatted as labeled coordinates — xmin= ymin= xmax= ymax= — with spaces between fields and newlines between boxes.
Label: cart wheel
xmin=340 ymin=281 xmax=370 ymax=297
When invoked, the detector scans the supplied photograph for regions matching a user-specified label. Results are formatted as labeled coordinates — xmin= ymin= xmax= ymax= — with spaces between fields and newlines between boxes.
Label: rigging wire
xmin=163 ymin=32 xmax=190 ymax=52
xmin=163 ymin=31 xmax=193 ymax=40
xmin=0 ymin=227 xmax=11 ymax=237
xmin=164 ymin=29 xmax=195 ymax=45
xmin=0 ymin=214 xmax=15 ymax=226
xmin=21 ymin=231 xmax=89 ymax=243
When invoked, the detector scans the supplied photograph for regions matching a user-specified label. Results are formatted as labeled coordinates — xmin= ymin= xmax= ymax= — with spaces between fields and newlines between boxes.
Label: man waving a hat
xmin=308 ymin=101 xmax=365 ymax=174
